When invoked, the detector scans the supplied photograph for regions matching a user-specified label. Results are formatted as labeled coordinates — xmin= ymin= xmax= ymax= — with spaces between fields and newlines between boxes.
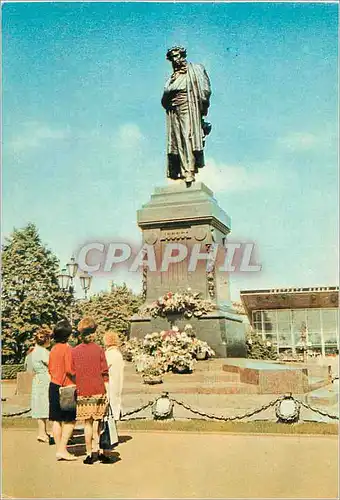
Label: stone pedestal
xmin=130 ymin=181 xmax=246 ymax=357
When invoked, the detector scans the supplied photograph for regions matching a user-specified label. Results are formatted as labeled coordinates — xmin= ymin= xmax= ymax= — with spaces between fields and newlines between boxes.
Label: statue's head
xmin=166 ymin=46 xmax=187 ymax=69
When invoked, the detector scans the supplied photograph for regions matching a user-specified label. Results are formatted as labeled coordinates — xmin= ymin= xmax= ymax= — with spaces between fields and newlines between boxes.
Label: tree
xmin=74 ymin=283 xmax=142 ymax=342
xmin=1 ymin=223 xmax=72 ymax=363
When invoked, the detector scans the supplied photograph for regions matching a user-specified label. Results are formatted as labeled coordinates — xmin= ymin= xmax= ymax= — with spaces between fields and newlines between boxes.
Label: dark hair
xmin=166 ymin=46 xmax=187 ymax=61
xmin=53 ymin=319 xmax=72 ymax=343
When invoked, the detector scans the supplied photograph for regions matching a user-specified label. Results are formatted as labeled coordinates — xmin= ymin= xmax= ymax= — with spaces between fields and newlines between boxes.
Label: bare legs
xmin=37 ymin=418 xmax=49 ymax=441
xmin=84 ymin=418 xmax=102 ymax=455
xmin=84 ymin=419 xmax=103 ymax=457
xmin=92 ymin=420 xmax=100 ymax=454
xmin=59 ymin=422 xmax=76 ymax=456
xmin=52 ymin=421 xmax=62 ymax=450
xmin=53 ymin=420 xmax=76 ymax=460
xmin=84 ymin=418 xmax=94 ymax=456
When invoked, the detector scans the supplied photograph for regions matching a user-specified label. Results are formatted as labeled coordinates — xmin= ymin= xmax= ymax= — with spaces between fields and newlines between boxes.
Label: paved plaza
xmin=2 ymin=428 xmax=338 ymax=498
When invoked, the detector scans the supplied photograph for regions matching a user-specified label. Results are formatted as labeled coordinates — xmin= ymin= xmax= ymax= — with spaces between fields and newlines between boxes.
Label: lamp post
xmin=66 ymin=256 xmax=78 ymax=294
xmin=300 ymin=321 xmax=308 ymax=364
xmin=79 ymin=271 xmax=92 ymax=300
xmin=57 ymin=257 xmax=93 ymax=325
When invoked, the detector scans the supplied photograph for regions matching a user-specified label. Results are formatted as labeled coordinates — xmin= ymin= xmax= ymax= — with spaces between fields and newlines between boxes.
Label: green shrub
xmin=2 ymin=364 xmax=25 ymax=380
xmin=246 ymin=334 xmax=278 ymax=360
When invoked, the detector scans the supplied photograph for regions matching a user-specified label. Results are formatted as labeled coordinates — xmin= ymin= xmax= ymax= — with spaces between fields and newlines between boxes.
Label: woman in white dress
xmin=103 ymin=332 xmax=124 ymax=421
xmin=30 ymin=328 xmax=52 ymax=443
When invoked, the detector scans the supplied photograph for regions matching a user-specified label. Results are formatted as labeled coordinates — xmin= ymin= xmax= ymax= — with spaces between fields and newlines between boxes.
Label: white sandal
xmin=56 ymin=453 xmax=77 ymax=461
xmin=37 ymin=436 xmax=49 ymax=443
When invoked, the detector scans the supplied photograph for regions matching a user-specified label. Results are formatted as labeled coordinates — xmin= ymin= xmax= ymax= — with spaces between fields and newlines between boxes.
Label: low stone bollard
xmin=16 ymin=372 xmax=33 ymax=396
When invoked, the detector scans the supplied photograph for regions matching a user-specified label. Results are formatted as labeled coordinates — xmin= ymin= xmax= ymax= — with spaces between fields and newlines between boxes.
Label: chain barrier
xmin=3 ymin=408 xmax=31 ymax=417
xmin=3 ymin=395 xmax=339 ymax=421
xmin=120 ymin=400 xmax=154 ymax=419
xmin=298 ymin=400 xmax=339 ymax=420
xmin=171 ymin=396 xmax=285 ymax=421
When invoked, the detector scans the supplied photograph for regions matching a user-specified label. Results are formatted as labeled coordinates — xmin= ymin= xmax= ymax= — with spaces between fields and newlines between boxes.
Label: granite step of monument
xmin=307 ymin=384 xmax=339 ymax=407
xmin=124 ymin=359 xmax=229 ymax=373
xmin=194 ymin=359 xmax=230 ymax=371
xmin=123 ymin=371 xmax=241 ymax=384
xmin=122 ymin=380 xmax=259 ymax=395
xmin=308 ymin=377 xmax=331 ymax=392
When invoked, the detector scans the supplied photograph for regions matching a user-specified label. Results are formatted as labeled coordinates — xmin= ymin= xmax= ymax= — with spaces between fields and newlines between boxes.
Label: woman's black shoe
xmin=99 ymin=454 xmax=113 ymax=464
xmin=83 ymin=455 xmax=94 ymax=465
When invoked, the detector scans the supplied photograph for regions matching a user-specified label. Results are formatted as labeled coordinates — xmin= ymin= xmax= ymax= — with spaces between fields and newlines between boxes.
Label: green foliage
xmin=74 ymin=283 xmax=142 ymax=343
xmin=1 ymin=223 xmax=72 ymax=363
xmin=246 ymin=333 xmax=278 ymax=360
xmin=1 ymin=364 xmax=25 ymax=379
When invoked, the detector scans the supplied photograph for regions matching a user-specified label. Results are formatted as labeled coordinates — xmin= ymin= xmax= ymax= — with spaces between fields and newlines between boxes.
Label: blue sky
xmin=2 ymin=2 xmax=339 ymax=300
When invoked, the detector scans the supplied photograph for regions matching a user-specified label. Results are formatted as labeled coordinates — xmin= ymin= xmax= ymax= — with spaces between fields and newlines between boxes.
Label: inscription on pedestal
xmin=161 ymin=228 xmax=191 ymax=241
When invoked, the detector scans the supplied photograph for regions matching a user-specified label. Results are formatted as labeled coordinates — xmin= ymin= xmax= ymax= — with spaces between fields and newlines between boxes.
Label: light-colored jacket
xmin=105 ymin=347 xmax=124 ymax=420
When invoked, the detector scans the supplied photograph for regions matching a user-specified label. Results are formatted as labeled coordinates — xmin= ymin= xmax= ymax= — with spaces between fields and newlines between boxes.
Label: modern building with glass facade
xmin=240 ymin=286 xmax=339 ymax=356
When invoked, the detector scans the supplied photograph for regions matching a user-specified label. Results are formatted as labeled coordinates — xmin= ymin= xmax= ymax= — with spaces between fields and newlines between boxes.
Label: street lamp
xmin=57 ymin=258 xmax=93 ymax=327
xmin=58 ymin=258 xmax=91 ymax=300
xmin=66 ymin=256 xmax=78 ymax=293
xmin=57 ymin=268 xmax=71 ymax=292
xmin=79 ymin=271 xmax=92 ymax=300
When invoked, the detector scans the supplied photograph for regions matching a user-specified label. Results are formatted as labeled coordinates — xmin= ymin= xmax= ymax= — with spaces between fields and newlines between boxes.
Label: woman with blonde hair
xmin=103 ymin=331 xmax=125 ymax=422
xmin=71 ymin=317 xmax=110 ymax=465
xmin=30 ymin=328 xmax=52 ymax=443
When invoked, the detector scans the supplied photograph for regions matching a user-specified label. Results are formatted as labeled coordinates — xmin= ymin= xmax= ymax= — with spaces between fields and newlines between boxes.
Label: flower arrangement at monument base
xmin=121 ymin=337 xmax=143 ymax=361
xmin=169 ymin=350 xmax=196 ymax=373
xmin=192 ymin=337 xmax=216 ymax=360
xmin=126 ymin=325 xmax=215 ymax=378
xmin=133 ymin=353 xmax=165 ymax=384
xmin=140 ymin=290 xmax=215 ymax=319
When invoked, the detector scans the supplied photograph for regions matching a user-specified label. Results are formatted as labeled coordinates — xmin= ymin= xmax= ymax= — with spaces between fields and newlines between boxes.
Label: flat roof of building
xmin=240 ymin=286 xmax=339 ymax=321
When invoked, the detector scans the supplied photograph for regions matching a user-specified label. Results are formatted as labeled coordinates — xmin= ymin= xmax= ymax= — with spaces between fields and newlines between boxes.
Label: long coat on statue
xmin=161 ymin=63 xmax=211 ymax=182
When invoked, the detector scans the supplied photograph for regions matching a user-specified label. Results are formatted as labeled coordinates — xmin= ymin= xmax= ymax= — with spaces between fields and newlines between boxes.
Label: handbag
xmin=99 ymin=404 xmax=118 ymax=450
xmin=59 ymin=374 xmax=77 ymax=412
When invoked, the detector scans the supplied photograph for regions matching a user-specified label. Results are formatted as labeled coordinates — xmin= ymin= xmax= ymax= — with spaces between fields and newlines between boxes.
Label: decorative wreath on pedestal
xmin=275 ymin=395 xmax=300 ymax=423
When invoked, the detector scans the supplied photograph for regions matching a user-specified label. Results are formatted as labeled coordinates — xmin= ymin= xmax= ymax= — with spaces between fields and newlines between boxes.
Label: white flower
xmin=266 ymin=341 xmax=271 ymax=347
xmin=248 ymin=339 xmax=253 ymax=345
xmin=172 ymin=326 xmax=179 ymax=332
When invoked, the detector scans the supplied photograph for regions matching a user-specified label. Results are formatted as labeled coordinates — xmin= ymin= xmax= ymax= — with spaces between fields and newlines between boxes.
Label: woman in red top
xmin=48 ymin=320 xmax=77 ymax=461
xmin=72 ymin=317 xmax=109 ymax=465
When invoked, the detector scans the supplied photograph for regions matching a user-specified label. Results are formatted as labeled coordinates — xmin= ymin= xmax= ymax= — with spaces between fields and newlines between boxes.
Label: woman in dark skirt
xmin=48 ymin=320 xmax=77 ymax=461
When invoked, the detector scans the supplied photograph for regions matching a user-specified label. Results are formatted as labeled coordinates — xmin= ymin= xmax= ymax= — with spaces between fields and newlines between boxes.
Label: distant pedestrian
xmin=103 ymin=331 xmax=124 ymax=422
xmin=72 ymin=317 xmax=110 ymax=465
xmin=48 ymin=320 xmax=77 ymax=461
xmin=30 ymin=328 xmax=53 ymax=443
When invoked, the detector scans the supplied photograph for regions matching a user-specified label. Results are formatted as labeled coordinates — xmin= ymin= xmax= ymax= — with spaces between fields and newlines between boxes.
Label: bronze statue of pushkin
xmin=161 ymin=46 xmax=212 ymax=185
